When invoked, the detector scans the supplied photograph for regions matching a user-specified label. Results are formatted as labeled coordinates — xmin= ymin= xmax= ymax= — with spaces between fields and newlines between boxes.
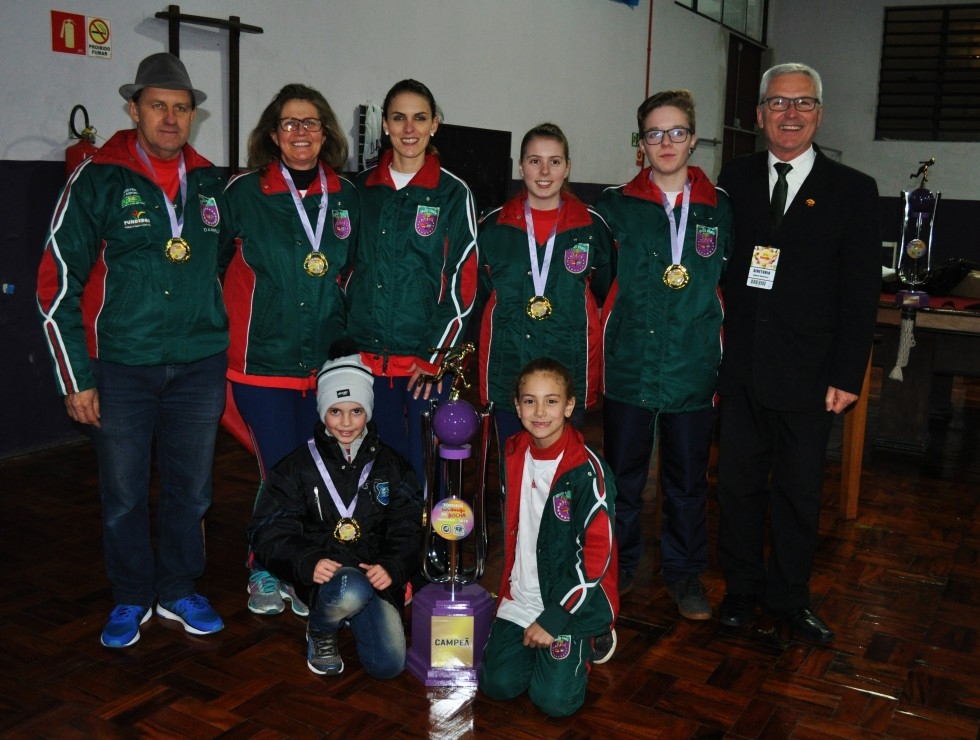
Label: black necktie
xmin=771 ymin=162 xmax=792 ymax=232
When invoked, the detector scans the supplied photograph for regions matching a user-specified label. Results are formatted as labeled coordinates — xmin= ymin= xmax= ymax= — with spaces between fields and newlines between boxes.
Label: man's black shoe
xmin=780 ymin=607 xmax=835 ymax=643
xmin=719 ymin=593 xmax=758 ymax=626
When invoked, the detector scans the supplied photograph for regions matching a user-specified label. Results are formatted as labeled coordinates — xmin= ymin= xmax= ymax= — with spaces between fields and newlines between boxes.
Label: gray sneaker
xmin=278 ymin=580 xmax=309 ymax=617
xmin=307 ymin=630 xmax=344 ymax=675
xmin=668 ymin=576 xmax=712 ymax=620
xmin=247 ymin=570 xmax=284 ymax=614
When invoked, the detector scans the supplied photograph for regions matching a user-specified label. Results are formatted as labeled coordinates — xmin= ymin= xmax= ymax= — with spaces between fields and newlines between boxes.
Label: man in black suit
xmin=715 ymin=63 xmax=881 ymax=642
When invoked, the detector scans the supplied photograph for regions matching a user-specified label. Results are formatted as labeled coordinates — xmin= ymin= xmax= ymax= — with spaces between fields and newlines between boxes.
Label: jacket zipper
xmin=313 ymin=486 xmax=324 ymax=521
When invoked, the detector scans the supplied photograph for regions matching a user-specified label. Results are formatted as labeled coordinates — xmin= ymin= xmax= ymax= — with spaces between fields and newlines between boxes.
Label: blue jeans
xmin=91 ymin=352 xmax=227 ymax=606
xmin=309 ymin=567 xmax=406 ymax=679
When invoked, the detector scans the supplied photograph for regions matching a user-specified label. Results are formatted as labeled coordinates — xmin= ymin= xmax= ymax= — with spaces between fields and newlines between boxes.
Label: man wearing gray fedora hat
xmin=37 ymin=52 xmax=229 ymax=648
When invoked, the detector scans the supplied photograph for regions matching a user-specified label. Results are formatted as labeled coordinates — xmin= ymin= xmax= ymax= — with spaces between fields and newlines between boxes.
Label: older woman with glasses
xmin=220 ymin=83 xmax=360 ymax=617
xmin=595 ymin=89 xmax=732 ymax=620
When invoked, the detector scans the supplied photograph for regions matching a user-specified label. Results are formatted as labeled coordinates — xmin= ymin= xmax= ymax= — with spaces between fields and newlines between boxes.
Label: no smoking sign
xmin=51 ymin=10 xmax=112 ymax=58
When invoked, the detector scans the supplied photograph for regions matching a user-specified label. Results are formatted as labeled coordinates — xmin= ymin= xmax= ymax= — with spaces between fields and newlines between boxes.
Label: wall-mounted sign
xmin=51 ymin=10 xmax=111 ymax=58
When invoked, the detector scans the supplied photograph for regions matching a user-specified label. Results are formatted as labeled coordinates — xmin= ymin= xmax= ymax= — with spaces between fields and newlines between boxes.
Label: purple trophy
xmin=406 ymin=342 xmax=495 ymax=687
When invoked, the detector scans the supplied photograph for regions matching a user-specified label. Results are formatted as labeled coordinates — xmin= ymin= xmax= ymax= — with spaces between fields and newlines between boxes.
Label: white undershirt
xmin=497 ymin=449 xmax=562 ymax=628
xmin=389 ymin=165 xmax=414 ymax=191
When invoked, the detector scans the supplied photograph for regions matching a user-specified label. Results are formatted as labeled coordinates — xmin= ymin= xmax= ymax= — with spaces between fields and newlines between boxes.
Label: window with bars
xmin=674 ymin=0 xmax=767 ymax=43
xmin=876 ymin=4 xmax=980 ymax=142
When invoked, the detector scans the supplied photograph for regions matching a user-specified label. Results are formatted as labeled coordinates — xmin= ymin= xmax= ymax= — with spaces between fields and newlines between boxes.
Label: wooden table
xmin=839 ymin=302 xmax=980 ymax=519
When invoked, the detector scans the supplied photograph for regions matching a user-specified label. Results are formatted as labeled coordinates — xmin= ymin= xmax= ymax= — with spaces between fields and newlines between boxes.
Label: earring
xmin=689 ymin=147 xmax=695 ymax=154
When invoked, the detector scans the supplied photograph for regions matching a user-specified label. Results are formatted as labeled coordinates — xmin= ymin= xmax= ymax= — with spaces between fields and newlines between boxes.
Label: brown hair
xmin=512 ymin=357 xmax=576 ymax=403
xmin=636 ymin=89 xmax=696 ymax=135
xmin=246 ymin=83 xmax=348 ymax=170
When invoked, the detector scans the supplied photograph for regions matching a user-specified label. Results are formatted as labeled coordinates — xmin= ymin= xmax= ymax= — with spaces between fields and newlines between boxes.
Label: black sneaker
xmin=591 ymin=629 xmax=617 ymax=664
xmin=307 ymin=630 xmax=344 ymax=675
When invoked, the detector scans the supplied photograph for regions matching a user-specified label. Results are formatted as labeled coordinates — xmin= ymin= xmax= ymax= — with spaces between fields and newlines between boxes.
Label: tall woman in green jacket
xmin=343 ymin=79 xmax=478 ymax=489
xmin=477 ymin=123 xmax=613 ymax=452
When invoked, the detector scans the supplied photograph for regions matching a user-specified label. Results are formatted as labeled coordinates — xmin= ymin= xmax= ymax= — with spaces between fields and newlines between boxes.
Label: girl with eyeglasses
xmin=343 ymin=79 xmax=478 ymax=492
xmin=219 ymin=83 xmax=360 ymax=617
xmin=594 ymin=90 xmax=732 ymax=618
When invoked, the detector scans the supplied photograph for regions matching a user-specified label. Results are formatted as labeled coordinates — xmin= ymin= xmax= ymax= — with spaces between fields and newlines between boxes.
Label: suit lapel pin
xmin=805 ymin=199 xmax=815 ymax=207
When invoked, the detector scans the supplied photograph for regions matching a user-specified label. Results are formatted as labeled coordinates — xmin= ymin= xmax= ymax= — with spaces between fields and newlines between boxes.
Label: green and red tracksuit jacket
xmin=343 ymin=149 xmax=478 ymax=377
xmin=496 ymin=425 xmax=618 ymax=639
xmin=595 ymin=165 xmax=732 ymax=413
xmin=219 ymin=161 xmax=359 ymax=390
xmin=37 ymin=129 xmax=227 ymax=395
xmin=478 ymin=191 xmax=614 ymax=409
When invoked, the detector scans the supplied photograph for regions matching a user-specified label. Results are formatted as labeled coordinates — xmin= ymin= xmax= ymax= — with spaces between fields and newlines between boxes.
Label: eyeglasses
xmin=760 ymin=96 xmax=820 ymax=112
xmin=278 ymin=117 xmax=323 ymax=132
xmin=641 ymin=127 xmax=691 ymax=145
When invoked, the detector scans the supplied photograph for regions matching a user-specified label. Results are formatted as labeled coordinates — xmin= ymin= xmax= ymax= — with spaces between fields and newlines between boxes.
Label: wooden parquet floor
xmin=2 ymin=372 xmax=979 ymax=738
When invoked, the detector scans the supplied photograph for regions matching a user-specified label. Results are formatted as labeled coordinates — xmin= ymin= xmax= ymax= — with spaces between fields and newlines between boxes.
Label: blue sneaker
xmin=101 ymin=605 xmax=151 ymax=648
xmin=156 ymin=594 xmax=224 ymax=635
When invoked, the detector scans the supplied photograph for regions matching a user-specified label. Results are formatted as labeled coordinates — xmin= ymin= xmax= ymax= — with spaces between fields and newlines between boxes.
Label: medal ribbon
xmin=136 ymin=142 xmax=187 ymax=239
xmin=659 ymin=179 xmax=691 ymax=268
xmin=307 ymin=438 xmax=374 ymax=519
xmin=281 ymin=163 xmax=328 ymax=254
xmin=524 ymin=199 xmax=561 ymax=299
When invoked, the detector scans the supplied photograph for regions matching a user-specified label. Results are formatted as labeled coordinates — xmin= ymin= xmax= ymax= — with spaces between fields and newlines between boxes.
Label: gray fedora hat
xmin=118 ymin=52 xmax=207 ymax=106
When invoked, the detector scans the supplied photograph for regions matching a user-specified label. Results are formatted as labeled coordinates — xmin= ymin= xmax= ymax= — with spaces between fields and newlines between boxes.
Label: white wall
xmin=6 ymin=1 xmax=971 ymax=197
xmin=770 ymin=0 xmax=979 ymax=200
xmin=0 ymin=0 xmax=731 ymax=187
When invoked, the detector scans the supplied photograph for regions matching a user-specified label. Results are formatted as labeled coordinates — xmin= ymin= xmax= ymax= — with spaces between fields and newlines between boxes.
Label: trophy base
xmin=406 ymin=582 xmax=495 ymax=687
xmin=896 ymin=290 xmax=930 ymax=309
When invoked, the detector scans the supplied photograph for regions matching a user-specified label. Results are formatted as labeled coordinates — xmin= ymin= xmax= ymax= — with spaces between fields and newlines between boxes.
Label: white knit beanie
xmin=316 ymin=353 xmax=375 ymax=422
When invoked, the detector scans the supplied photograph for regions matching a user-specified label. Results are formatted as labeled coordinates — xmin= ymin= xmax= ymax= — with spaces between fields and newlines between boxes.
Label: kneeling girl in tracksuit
xmin=479 ymin=358 xmax=618 ymax=717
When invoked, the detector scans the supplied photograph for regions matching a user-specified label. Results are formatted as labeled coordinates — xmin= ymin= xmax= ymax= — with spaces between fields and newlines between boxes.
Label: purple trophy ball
xmin=432 ymin=399 xmax=480 ymax=445
xmin=908 ymin=188 xmax=935 ymax=215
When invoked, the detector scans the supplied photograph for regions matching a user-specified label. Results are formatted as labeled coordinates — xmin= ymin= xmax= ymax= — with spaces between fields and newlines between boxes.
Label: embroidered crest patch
xmin=415 ymin=206 xmax=439 ymax=236
xmin=332 ymin=209 xmax=351 ymax=239
xmin=550 ymin=635 xmax=572 ymax=660
xmin=564 ymin=243 xmax=590 ymax=274
xmin=695 ymin=224 xmax=717 ymax=257
xmin=374 ymin=481 xmax=390 ymax=506
xmin=120 ymin=188 xmax=145 ymax=208
xmin=199 ymin=195 xmax=220 ymax=227
xmin=553 ymin=491 xmax=572 ymax=522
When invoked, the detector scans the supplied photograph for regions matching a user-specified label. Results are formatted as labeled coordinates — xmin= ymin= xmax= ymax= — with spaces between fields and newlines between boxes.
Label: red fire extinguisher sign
xmin=52 ymin=10 xmax=86 ymax=55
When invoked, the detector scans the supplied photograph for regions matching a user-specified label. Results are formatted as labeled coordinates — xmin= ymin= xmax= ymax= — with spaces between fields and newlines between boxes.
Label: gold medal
xmin=334 ymin=517 xmax=360 ymax=543
xmin=165 ymin=237 xmax=190 ymax=263
xmin=526 ymin=296 xmax=553 ymax=320
xmin=663 ymin=264 xmax=689 ymax=289
xmin=304 ymin=251 xmax=328 ymax=277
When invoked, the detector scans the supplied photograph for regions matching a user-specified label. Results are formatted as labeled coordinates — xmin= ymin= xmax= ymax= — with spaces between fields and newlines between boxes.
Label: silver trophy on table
xmin=891 ymin=158 xmax=939 ymax=381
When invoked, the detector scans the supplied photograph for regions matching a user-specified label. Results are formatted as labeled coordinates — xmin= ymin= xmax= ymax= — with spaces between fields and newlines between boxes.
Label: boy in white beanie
xmin=248 ymin=343 xmax=423 ymax=678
